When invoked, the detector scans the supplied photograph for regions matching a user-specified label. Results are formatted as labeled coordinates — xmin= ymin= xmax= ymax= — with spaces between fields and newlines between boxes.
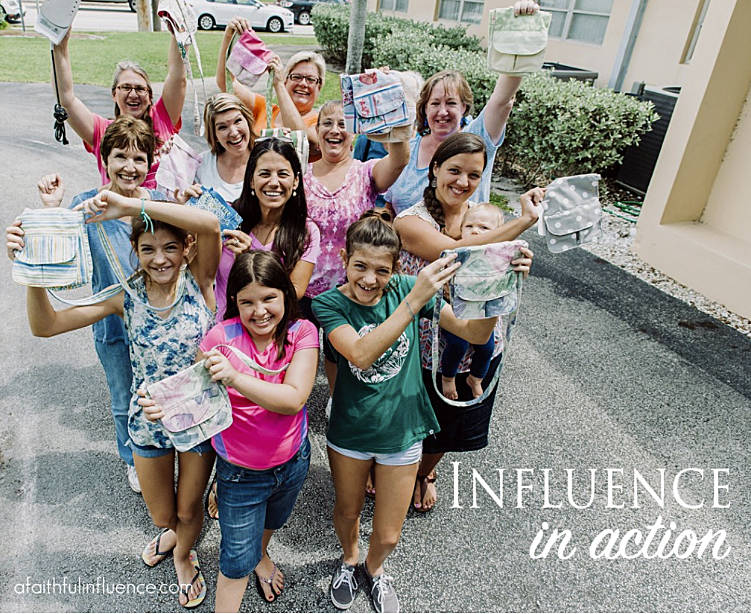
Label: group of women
xmin=5 ymin=1 xmax=543 ymax=611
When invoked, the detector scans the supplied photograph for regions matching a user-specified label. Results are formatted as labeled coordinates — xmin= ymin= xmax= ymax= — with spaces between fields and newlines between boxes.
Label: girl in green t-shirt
xmin=312 ymin=216 xmax=500 ymax=612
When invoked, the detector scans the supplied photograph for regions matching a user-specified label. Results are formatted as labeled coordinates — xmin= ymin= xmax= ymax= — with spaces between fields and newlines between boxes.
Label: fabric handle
xmin=210 ymin=343 xmax=289 ymax=376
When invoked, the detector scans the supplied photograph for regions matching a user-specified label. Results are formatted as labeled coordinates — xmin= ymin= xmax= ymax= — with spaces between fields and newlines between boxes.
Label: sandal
xmin=179 ymin=549 xmax=207 ymax=609
xmin=413 ymin=472 xmax=437 ymax=513
xmin=141 ymin=528 xmax=175 ymax=567
xmin=205 ymin=477 xmax=219 ymax=521
xmin=254 ymin=563 xmax=281 ymax=603
xmin=365 ymin=465 xmax=376 ymax=499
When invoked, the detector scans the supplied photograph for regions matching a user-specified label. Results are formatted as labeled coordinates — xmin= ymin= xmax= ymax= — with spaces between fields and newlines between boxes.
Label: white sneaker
xmin=127 ymin=465 xmax=142 ymax=493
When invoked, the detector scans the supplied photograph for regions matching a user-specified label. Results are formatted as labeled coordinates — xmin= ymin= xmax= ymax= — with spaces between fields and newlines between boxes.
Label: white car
xmin=189 ymin=0 xmax=294 ymax=32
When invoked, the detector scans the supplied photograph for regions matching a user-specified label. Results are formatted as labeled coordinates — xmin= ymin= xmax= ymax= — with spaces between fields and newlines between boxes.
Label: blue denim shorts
xmin=217 ymin=437 xmax=311 ymax=579
xmin=131 ymin=439 xmax=214 ymax=458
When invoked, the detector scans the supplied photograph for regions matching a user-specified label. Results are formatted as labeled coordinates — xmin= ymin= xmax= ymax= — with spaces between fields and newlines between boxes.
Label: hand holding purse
xmin=155 ymin=134 xmax=203 ymax=196
xmin=487 ymin=7 xmax=552 ymax=75
xmin=226 ymin=30 xmax=274 ymax=88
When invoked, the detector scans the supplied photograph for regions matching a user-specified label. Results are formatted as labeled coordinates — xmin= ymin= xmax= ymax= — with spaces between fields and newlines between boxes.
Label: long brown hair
xmin=422 ymin=132 xmax=487 ymax=232
xmin=415 ymin=70 xmax=473 ymax=136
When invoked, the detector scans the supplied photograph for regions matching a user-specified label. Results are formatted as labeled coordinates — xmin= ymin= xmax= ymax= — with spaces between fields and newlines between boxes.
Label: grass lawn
xmin=0 ymin=30 xmax=322 ymax=86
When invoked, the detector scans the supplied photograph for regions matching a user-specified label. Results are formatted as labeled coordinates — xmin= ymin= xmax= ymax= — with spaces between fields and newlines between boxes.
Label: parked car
xmin=188 ymin=0 xmax=294 ymax=32
xmin=1 ymin=0 xmax=25 ymax=22
xmin=276 ymin=0 xmax=346 ymax=26
xmin=81 ymin=0 xmax=136 ymax=12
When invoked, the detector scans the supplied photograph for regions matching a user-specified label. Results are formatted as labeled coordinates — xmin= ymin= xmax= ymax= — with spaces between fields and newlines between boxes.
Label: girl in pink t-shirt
xmin=199 ymin=251 xmax=319 ymax=610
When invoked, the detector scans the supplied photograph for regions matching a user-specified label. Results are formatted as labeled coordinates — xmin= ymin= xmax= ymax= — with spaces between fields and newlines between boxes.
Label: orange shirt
xmin=249 ymin=94 xmax=320 ymax=162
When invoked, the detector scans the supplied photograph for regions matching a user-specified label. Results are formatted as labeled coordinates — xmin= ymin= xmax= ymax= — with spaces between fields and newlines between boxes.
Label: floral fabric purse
xmin=487 ymin=7 xmax=552 ymax=75
xmin=186 ymin=187 xmax=243 ymax=232
xmin=538 ymin=173 xmax=603 ymax=253
xmin=341 ymin=69 xmax=414 ymax=142
xmin=155 ymin=134 xmax=203 ymax=196
xmin=147 ymin=344 xmax=288 ymax=452
xmin=431 ymin=240 xmax=527 ymax=406
xmin=12 ymin=208 xmax=93 ymax=290
xmin=226 ymin=30 xmax=274 ymax=88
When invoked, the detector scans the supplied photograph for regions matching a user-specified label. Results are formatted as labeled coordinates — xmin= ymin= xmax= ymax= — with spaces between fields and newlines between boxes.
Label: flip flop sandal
xmin=254 ymin=563 xmax=280 ymax=603
xmin=141 ymin=528 xmax=175 ymax=567
xmin=180 ymin=549 xmax=207 ymax=609
xmin=205 ymin=477 xmax=219 ymax=521
xmin=413 ymin=472 xmax=437 ymax=513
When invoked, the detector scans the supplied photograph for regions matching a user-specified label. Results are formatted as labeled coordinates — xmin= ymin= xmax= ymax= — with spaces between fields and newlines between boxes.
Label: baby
xmin=441 ymin=203 xmax=505 ymax=400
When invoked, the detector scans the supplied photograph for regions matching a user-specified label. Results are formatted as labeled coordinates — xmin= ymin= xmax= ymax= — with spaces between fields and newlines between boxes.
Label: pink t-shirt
xmin=215 ymin=218 xmax=322 ymax=320
xmin=84 ymin=97 xmax=182 ymax=189
xmin=200 ymin=318 xmax=319 ymax=469
xmin=304 ymin=158 xmax=380 ymax=298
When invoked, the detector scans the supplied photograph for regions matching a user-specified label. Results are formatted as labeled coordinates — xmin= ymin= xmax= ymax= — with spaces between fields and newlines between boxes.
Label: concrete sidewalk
xmin=1 ymin=81 xmax=750 ymax=613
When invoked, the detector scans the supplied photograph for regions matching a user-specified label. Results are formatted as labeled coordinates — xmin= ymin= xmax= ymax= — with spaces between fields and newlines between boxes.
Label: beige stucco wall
xmin=634 ymin=0 xmax=751 ymax=319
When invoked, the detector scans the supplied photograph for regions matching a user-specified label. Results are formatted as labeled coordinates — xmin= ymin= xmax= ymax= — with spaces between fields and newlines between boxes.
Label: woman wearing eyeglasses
xmin=217 ymin=17 xmax=325 ymax=160
xmin=50 ymin=28 xmax=186 ymax=188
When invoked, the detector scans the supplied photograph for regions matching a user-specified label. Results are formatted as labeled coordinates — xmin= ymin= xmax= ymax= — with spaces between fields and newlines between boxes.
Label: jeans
xmin=440 ymin=329 xmax=495 ymax=379
xmin=217 ymin=437 xmax=311 ymax=579
xmin=94 ymin=338 xmax=133 ymax=466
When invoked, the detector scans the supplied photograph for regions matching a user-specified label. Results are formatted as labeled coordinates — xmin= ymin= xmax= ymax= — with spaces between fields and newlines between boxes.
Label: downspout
xmin=608 ymin=0 xmax=648 ymax=91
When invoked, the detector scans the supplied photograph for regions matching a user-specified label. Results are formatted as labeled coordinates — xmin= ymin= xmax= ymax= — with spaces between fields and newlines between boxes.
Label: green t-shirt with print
xmin=312 ymin=274 xmax=440 ymax=453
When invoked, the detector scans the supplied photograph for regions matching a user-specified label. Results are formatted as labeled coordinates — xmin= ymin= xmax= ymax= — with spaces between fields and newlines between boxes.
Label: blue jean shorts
xmin=131 ymin=439 xmax=214 ymax=458
xmin=217 ymin=437 xmax=311 ymax=579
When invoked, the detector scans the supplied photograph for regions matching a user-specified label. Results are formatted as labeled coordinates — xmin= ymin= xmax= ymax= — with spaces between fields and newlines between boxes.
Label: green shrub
xmin=498 ymin=72 xmax=659 ymax=185
xmin=312 ymin=4 xmax=482 ymax=67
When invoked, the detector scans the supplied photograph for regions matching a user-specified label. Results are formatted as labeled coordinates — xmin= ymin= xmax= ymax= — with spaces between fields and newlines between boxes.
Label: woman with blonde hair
xmin=50 ymin=27 xmax=186 ymax=188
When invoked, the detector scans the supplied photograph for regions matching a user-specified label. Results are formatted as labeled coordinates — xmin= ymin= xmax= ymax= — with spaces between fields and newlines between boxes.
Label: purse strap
xmin=211 ymin=343 xmax=289 ymax=376
xmin=429 ymin=272 xmax=523 ymax=407
xmin=266 ymin=69 xmax=275 ymax=129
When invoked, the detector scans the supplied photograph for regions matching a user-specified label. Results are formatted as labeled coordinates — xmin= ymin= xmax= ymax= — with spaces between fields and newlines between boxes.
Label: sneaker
xmin=330 ymin=559 xmax=359 ymax=610
xmin=127 ymin=465 xmax=141 ymax=493
xmin=361 ymin=563 xmax=399 ymax=613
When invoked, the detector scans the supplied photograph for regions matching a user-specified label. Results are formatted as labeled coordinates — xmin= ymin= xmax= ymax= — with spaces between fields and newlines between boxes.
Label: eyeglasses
xmin=361 ymin=208 xmax=393 ymax=223
xmin=287 ymin=73 xmax=321 ymax=85
xmin=116 ymin=84 xmax=149 ymax=96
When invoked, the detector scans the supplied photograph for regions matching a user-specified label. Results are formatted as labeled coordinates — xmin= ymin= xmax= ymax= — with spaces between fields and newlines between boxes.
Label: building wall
xmin=634 ymin=0 xmax=751 ymax=319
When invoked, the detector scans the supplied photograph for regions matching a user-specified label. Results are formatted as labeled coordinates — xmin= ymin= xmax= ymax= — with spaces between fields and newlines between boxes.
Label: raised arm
xmin=371 ymin=139 xmax=410 ymax=193
xmin=201 ymin=346 xmax=318 ymax=415
xmin=27 ymin=286 xmax=122 ymax=337
xmin=482 ymin=0 xmax=540 ymax=141
xmin=161 ymin=32 xmax=188 ymax=126
xmin=83 ymin=191 xmax=221 ymax=292
xmin=394 ymin=188 xmax=542 ymax=262
xmin=269 ymin=54 xmax=305 ymax=132
xmin=325 ymin=256 xmax=460 ymax=370
xmin=216 ymin=18 xmax=259 ymax=110
xmin=52 ymin=29 xmax=96 ymax=146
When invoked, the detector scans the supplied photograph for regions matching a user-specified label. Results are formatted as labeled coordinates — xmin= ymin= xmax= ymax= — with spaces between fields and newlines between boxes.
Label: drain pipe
xmin=608 ymin=0 xmax=648 ymax=91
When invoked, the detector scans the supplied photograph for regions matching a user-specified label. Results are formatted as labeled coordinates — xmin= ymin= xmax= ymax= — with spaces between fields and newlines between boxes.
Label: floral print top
xmin=303 ymin=158 xmax=380 ymax=298
xmin=124 ymin=268 xmax=215 ymax=448
xmin=396 ymin=200 xmax=504 ymax=371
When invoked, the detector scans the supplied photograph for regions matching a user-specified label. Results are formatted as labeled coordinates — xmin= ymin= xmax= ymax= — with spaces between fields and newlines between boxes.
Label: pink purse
xmin=226 ymin=31 xmax=274 ymax=88
xmin=155 ymin=134 xmax=202 ymax=196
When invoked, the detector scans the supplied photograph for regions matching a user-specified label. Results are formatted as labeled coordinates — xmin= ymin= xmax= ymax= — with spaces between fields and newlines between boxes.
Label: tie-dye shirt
xmin=303 ymin=158 xmax=380 ymax=298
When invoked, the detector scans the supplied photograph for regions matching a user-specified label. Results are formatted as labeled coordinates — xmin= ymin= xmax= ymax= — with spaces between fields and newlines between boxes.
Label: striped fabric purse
xmin=12 ymin=208 xmax=93 ymax=290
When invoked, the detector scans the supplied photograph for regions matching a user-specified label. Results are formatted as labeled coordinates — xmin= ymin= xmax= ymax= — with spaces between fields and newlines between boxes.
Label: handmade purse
xmin=431 ymin=240 xmax=527 ymax=406
xmin=538 ymin=173 xmax=603 ymax=253
xmin=186 ymin=187 xmax=243 ymax=232
xmin=487 ymin=7 xmax=552 ymax=75
xmin=147 ymin=344 xmax=289 ymax=452
xmin=341 ymin=69 xmax=414 ymax=142
xmin=12 ymin=208 xmax=93 ymax=290
xmin=35 ymin=0 xmax=81 ymax=45
xmin=155 ymin=134 xmax=203 ymax=196
xmin=226 ymin=30 xmax=274 ymax=88
xmin=157 ymin=0 xmax=206 ymax=135
xmin=259 ymin=71 xmax=310 ymax=171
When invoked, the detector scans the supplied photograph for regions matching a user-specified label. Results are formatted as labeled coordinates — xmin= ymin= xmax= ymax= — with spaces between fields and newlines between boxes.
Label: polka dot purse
xmin=538 ymin=173 xmax=603 ymax=253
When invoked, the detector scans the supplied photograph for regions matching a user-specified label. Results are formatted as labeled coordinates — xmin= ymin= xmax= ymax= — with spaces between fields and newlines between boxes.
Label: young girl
xmin=198 ymin=251 xmax=318 ymax=610
xmin=22 ymin=193 xmax=221 ymax=609
xmin=312 ymin=217 xmax=499 ymax=613
xmin=440 ymin=203 xmax=505 ymax=400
